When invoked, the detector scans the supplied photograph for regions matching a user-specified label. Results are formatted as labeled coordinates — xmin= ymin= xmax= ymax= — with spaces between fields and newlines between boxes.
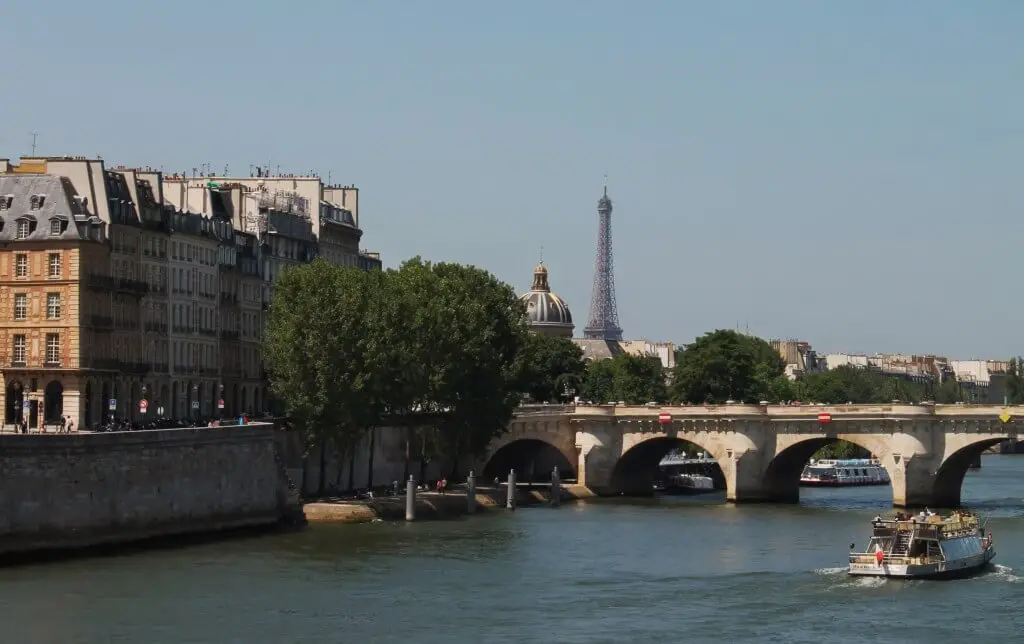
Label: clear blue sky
xmin=3 ymin=1 xmax=1022 ymax=358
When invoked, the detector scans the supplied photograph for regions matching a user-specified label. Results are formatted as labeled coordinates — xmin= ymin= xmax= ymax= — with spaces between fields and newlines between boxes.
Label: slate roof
xmin=0 ymin=174 xmax=104 ymax=242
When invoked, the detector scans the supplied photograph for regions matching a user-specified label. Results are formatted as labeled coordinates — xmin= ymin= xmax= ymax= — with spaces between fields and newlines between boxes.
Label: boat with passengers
xmin=800 ymin=458 xmax=890 ymax=487
xmin=848 ymin=510 xmax=995 ymax=579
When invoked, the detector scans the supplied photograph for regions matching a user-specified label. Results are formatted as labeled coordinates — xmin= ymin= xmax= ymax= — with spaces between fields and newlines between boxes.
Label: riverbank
xmin=303 ymin=484 xmax=596 ymax=524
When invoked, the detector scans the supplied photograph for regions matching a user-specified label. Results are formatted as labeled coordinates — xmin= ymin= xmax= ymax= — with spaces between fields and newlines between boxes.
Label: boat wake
xmin=812 ymin=567 xmax=845 ymax=576
xmin=983 ymin=564 xmax=1020 ymax=583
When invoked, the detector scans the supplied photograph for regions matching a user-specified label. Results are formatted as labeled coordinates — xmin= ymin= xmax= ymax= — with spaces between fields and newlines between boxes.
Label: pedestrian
xmin=60 ymin=415 xmax=67 ymax=433
xmin=67 ymin=419 xmax=74 ymax=433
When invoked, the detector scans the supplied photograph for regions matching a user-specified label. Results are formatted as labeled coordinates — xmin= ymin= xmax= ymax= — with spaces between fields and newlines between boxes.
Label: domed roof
xmin=519 ymin=262 xmax=574 ymax=336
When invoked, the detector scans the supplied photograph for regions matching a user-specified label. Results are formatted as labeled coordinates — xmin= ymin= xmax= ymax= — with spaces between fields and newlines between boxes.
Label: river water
xmin=2 ymin=456 xmax=1023 ymax=643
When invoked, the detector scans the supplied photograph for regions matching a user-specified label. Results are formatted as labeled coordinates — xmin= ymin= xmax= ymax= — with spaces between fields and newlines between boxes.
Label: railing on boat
xmin=871 ymin=518 xmax=979 ymax=541
xmin=849 ymin=554 xmax=935 ymax=566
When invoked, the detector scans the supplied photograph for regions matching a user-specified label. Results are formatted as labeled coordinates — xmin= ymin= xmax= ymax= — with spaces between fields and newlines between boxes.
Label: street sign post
xmin=108 ymin=399 xmax=117 ymax=411
xmin=217 ymin=399 xmax=225 ymax=410
xmin=139 ymin=399 xmax=148 ymax=414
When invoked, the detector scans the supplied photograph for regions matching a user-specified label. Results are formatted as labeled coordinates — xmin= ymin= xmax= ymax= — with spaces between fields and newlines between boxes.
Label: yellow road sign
xmin=999 ymin=411 xmax=1012 ymax=423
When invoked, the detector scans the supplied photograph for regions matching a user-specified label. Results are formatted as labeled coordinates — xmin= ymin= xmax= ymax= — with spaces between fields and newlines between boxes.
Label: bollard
xmin=506 ymin=469 xmax=516 ymax=510
xmin=405 ymin=475 xmax=416 ymax=521
xmin=550 ymin=466 xmax=561 ymax=507
xmin=467 ymin=470 xmax=477 ymax=514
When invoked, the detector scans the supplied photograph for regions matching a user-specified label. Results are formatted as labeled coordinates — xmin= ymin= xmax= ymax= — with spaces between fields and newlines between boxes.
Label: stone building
xmin=0 ymin=158 xmax=382 ymax=428
xmin=0 ymin=170 xmax=108 ymax=430
xmin=519 ymin=262 xmax=574 ymax=338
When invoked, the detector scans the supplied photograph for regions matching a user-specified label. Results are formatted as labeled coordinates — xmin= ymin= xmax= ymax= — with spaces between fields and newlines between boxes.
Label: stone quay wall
xmin=0 ymin=424 xmax=293 ymax=556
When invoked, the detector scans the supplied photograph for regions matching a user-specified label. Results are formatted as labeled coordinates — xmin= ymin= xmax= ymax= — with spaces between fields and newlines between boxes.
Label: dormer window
xmin=16 ymin=216 xmax=37 ymax=240
xmin=29 ymin=195 xmax=45 ymax=210
xmin=0 ymin=195 xmax=12 ymax=210
xmin=48 ymin=216 xmax=68 ymax=236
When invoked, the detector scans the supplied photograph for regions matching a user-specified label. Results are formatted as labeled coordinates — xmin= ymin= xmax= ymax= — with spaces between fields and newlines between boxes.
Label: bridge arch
xmin=609 ymin=434 xmax=728 ymax=497
xmin=481 ymin=419 xmax=577 ymax=482
xmin=932 ymin=436 xmax=1009 ymax=508
xmin=761 ymin=434 xmax=895 ymax=504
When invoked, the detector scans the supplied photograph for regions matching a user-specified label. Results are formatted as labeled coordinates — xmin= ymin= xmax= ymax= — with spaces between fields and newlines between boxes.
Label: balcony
xmin=123 ymin=361 xmax=151 ymax=375
xmin=87 ymin=358 xmax=120 ymax=371
xmin=199 ymin=291 xmax=217 ymax=301
xmin=220 ymin=330 xmax=240 ymax=342
xmin=85 ymin=274 xmax=150 ymax=297
xmin=198 ymin=328 xmax=218 ymax=338
xmin=118 ymin=278 xmax=150 ymax=296
xmin=145 ymin=322 xmax=169 ymax=334
xmin=86 ymin=314 xmax=114 ymax=328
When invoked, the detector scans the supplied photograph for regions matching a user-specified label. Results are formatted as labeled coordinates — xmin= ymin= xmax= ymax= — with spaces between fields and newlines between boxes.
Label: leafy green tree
xmin=516 ymin=333 xmax=586 ymax=403
xmin=1004 ymin=358 xmax=1024 ymax=404
xmin=795 ymin=365 xmax=930 ymax=404
xmin=934 ymin=378 xmax=963 ymax=404
xmin=263 ymin=260 xmax=375 ymax=496
xmin=581 ymin=359 xmax=617 ymax=403
xmin=580 ymin=354 xmax=668 ymax=404
xmin=669 ymin=330 xmax=785 ymax=403
xmin=427 ymin=261 xmax=529 ymax=473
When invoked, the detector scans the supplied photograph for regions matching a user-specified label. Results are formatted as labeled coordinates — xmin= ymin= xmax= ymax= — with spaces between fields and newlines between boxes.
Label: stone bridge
xmin=477 ymin=403 xmax=1023 ymax=508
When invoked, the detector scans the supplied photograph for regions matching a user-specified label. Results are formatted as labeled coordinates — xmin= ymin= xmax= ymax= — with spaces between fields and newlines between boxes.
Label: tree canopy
xmin=263 ymin=258 xmax=530 ymax=492
xmin=515 ymin=333 xmax=586 ymax=403
xmin=581 ymin=354 xmax=669 ymax=404
xmin=670 ymin=330 xmax=787 ymax=404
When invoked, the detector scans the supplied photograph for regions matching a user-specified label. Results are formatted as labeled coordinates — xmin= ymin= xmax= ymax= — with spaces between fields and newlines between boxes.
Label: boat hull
xmin=848 ymin=547 xmax=996 ymax=580
xmin=800 ymin=479 xmax=889 ymax=487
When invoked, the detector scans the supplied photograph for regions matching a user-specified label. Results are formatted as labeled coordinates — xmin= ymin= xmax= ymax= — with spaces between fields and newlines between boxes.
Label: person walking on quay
xmin=66 ymin=418 xmax=74 ymax=433
xmin=59 ymin=415 xmax=67 ymax=433
xmin=20 ymin=418 xmax=28 ymax=434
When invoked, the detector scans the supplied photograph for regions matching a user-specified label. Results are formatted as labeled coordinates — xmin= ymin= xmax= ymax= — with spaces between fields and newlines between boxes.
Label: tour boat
xmin=662 ymin=473 xmax=715 ymax=495
xmin=848 ymin=511 xmax=995 ymax=579
xmin=800 ymin=458 xmax=890 ymax=487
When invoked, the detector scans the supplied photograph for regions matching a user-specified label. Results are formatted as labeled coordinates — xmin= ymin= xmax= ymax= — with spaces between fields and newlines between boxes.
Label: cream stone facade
xmin=479 ymin=403 xmax=1024 ymax=508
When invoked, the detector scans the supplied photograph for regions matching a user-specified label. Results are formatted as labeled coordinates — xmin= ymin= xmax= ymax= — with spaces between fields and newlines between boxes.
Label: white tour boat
xmin=800 ymin=458 xmax=890 ymax=487
xmin=848 ymin=510 xmax=995 ymax=579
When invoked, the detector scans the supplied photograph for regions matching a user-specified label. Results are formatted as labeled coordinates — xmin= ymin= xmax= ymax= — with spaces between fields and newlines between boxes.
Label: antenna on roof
xmin=30 ymin=132 xmax=39 ymax=156
xmin=539 ymin=245 xmax=544 ymax=264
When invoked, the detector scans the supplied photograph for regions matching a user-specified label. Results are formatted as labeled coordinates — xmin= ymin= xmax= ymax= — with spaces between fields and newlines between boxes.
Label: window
xmin=16 ymin=219 xmax=30 ymax=239
xmin=14 ymin=254 xmax=27 ymax=277
xmin=46 ymin=293 xmax=60 ymax=319
xmin=45 ymin=333 xmax=60 ymax=364
xmin=49 ymin=219 xmax=61 ymax=235
xmin=12 ymin=335 xmax=25 ymax=364
xmin=48 ymin=253 xmax=61 ymax=278
xmin=30 ymin=195 xmax=44 ymax=210
xmin=13 ymin=293 xmax=26 ymax=320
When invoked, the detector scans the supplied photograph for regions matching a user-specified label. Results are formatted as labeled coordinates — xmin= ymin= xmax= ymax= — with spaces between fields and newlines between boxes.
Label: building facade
xmin=0 ymin=157 xmax=382 ymax=429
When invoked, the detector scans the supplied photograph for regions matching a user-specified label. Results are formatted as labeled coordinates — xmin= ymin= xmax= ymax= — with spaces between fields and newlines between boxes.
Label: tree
xmin=426 ymin=261 xmax=530 ymax=473
xmin=669 ymin=330 xmax=785 ymax=404
xmin=263 ymin=260 xmax=376 ymax=496
xmin=580 ymin=354 xmax=669 ymax=404
xmin=515 ymin=334 xmax=586 ymax=403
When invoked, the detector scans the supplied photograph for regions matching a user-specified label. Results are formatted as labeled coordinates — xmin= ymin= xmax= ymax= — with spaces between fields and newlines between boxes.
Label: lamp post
xmin=218 ymin=382 xmax=225 ymax=419
xmin=192 ymin=383 xmax=199 ymax=426
xmin=141 ymin=384 xmax=148 ymax=425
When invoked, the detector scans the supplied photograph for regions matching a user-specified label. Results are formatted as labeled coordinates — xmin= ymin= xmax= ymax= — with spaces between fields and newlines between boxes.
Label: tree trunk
xmin=402 ymin=428 xmax=411 ymax=482
xmin=317 ymin=436 xmax=327 ymax=497
xmin=301 ymin=453 xmax=310 ymax=498
xmin=347 ymin=446 xmax=356 ymax=492
xmin=366 ymin=427 xmax=376 ymax=490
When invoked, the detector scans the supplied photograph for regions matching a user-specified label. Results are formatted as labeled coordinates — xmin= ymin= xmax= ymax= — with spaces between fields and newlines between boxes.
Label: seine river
xmin=2 ymin=456 xmax=1023 ymax=643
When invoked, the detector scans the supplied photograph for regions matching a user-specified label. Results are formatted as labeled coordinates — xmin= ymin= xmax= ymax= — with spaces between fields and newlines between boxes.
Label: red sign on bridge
xmin=817 ymin=412 xmax=832 ymax=424
xmin=658 ymin=412 xmax=672 ymax=424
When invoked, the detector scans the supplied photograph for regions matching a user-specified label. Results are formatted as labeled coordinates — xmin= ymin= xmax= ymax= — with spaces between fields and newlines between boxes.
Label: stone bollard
xmin=405 ymin=475 xmax=416 ymax=521
xmin=506 ymin=469 xmax=516 ymax=510
xmin=467 ymin=470 xmax=477 ymax=514
xmin=550 ymin=466 xmax=561 ymax=507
